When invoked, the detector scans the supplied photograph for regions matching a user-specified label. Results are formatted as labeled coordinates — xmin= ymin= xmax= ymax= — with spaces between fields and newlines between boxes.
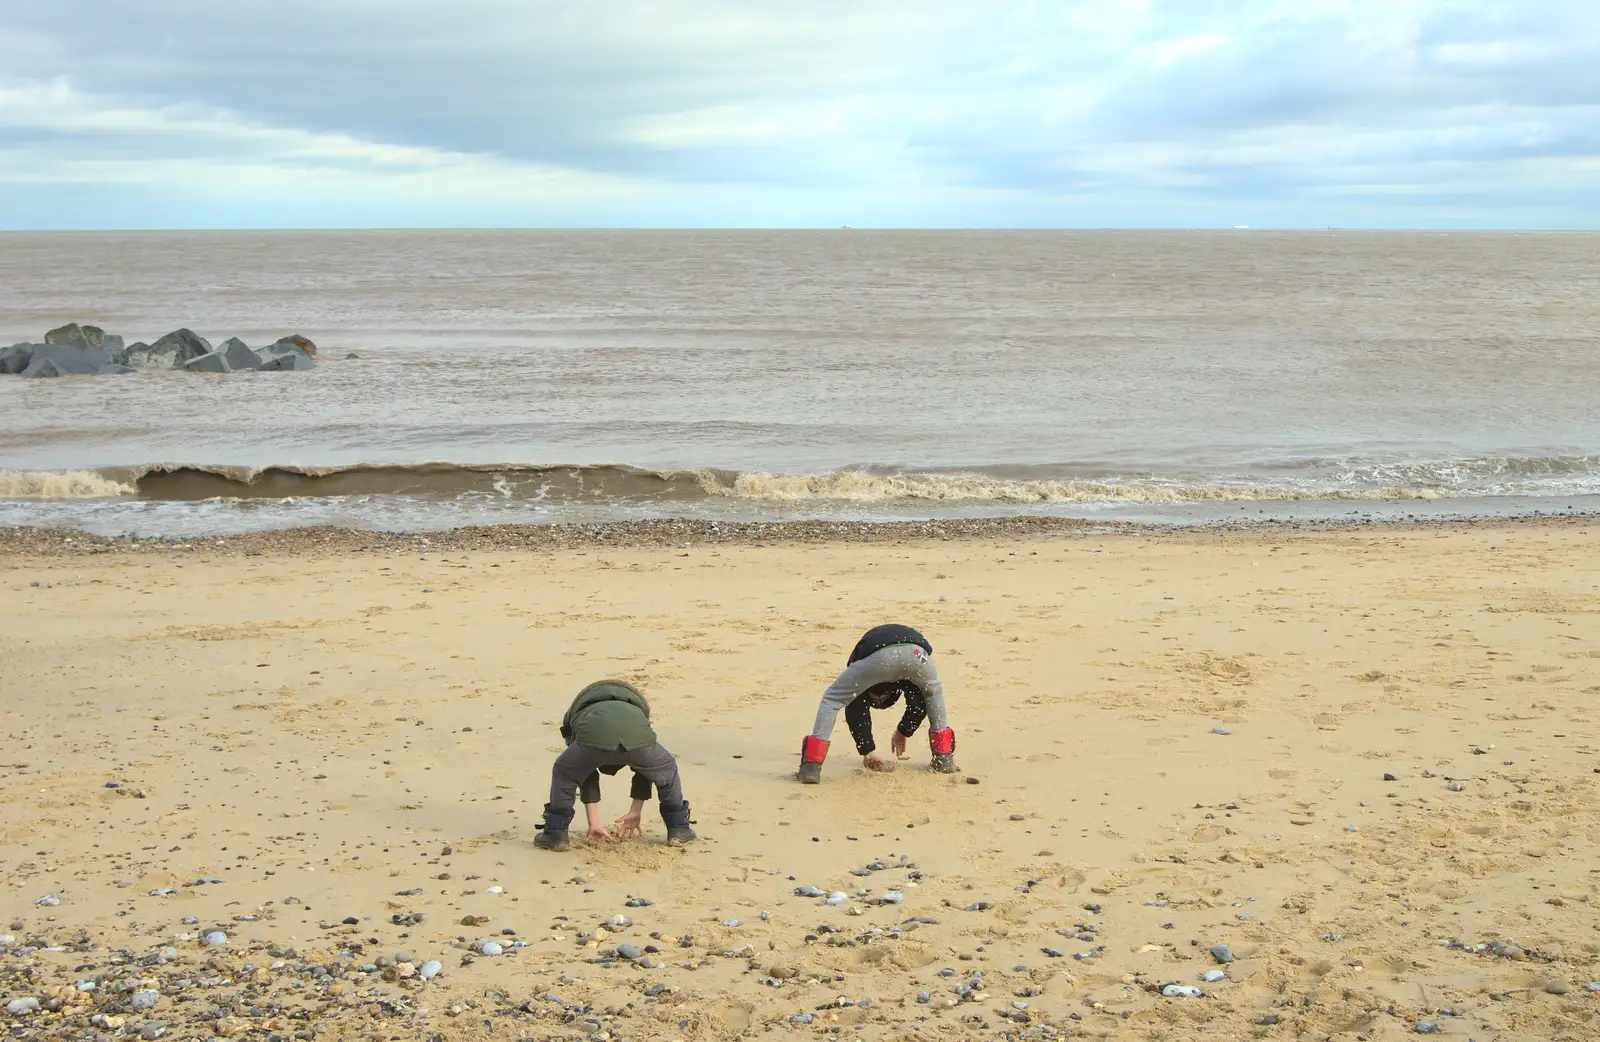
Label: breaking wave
xmin=0 ymin=469 xmax=138 ymax=499
xmin=3 ymin=455 xmax=1599 ymax=506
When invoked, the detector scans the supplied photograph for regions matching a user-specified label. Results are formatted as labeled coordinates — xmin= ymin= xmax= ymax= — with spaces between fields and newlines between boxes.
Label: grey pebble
xmin=130 ymin=990 xmax=160 ymax=1010
xmin=1415 ymin=1023 xmax=1441 ymax=1035
xmin=794 ymin=886 xmax=826 ymax=897
xmin=394 ymin=951 xmax=414 ymax=964
xmin=1209 ymin=944 xmax=1234 ymax=964
xmin=793 ymin=1013 xmax=814 ymax=1024
xmin=625 ymin=897 xmax=654 ymax=907
xmin=139 ymin=1023 xmax=167 ymax=1040
xmin=617 ymin=944 xmax=643 ymax=960
xmin=1544 ymin=980 xmax=1570 ymax=995
xmin=1008 ymin=813 xmax=1025 ymax=821
xmin=203 ymin=932 xmax=227 ymax=947
xmin=720 ymin=919 xmax=741 ymax=928
xmin=1447 ymin=781 xmax=1464 ymax=792
xmin=1202 ymin=969 xmax=1226 ymax=983
xmin=1162 ymin=984 xmax=1203 ymax=998
xmin=1588 ymin=982 xmax=1600 ymax=993
xmin=1211 ymin=726 xmax=1232 ymax=736
xmin=916 ymin=990 xmax=931 ymax=1003
xmin=419 ymin=961 xmax=442 ymax=980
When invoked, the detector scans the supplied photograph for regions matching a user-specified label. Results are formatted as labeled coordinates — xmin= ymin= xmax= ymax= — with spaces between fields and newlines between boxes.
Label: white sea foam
xmin=0 ymin=469 xmax=136 ymax=500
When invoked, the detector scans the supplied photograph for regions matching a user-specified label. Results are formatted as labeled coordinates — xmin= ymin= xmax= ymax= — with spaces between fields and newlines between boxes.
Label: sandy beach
xmin=2 ymin=517 xmax=1598 ymax=1042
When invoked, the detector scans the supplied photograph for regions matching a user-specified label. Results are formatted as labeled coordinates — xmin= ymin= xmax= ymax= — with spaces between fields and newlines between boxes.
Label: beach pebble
xmin=475 ymin=940 xmax=503 ymax=956
xmin=1008 ymin=813 xmax=1025 ymax=821
xmin=6 ymin=998 xmax=40 ymax=1015
xmin=1202 ymin=969 xmax=1226 ymax=982
xmin=917 ymin=990 xmax=931 ymax=1003
xmin=1209 ymin=944 xmax=1234 ymax=964
xmin=129 ymin=990 xmax=160 ymax=1010
xmin=1162 ymin=985 xmax=1203 ymax=998
xmin=625 ymin=897 xmax=654 ymax=906
xmin=1415 ymin=1023 xmax=1440 ymax=1035
xmin=395 ymin=950 xmax=415 ymax=963
xmin=617 ymin=944 xmax=643 ymax=960
xmin=486 ymin=886 xmax=504 ymax=895
xmin=881 ymin=890 xmax=903 ymax=904
xmin=1447 ymin=781 xmax=1463 ymax=791
xmin=794 ymin=886 xmax=826 ymax=898
xmin=418 ymin=958 xmax=442 ymax=977
xmin=721 ymin=919 xmax=741 ymax=928
xmin=793 ymin=1013 xmax=814 ymax=1024
xmin=203 ymin=932 xmax=227 ymax=947
xmin=825 ymin=892 xmax=848 ymax=905
xmin=139 ymin=1024 xmax=167 ymax=1041
xmin=1082 ymin=903 xmax=1101 ymax=914
xmin=35 ymin=893 xmax=60 ymax=907
xmin=1211 ymin=727 xmax=1231 ymax=736
xmin=1544 ymin=980 xmax=1571 ymax=995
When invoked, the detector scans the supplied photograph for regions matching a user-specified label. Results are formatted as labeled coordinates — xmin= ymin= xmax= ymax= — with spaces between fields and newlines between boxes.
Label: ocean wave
xmin=3 ymin=455 xmax=1599 ymax=505
xmin=699 ymin=470 xmax=1439 ymax=503
xmin=0 ymin=469 xmax=137 ymax=499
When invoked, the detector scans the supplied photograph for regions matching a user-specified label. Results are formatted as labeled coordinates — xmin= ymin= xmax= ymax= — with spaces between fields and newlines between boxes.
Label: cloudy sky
xmin=1 ymin=0 xmax=1597 ymax=228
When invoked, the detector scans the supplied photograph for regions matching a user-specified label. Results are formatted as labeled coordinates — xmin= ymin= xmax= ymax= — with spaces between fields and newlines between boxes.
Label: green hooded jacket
xmin=561 ymin=680 xmax=657 ymax=751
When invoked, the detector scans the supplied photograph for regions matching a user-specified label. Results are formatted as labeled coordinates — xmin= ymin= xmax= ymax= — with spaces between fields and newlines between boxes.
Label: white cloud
xmin=0 ymin=0 xmax=1597 ymax=226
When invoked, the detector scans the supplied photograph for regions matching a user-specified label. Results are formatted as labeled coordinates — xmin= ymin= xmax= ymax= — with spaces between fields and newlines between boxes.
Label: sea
xmin=2 ymin=230 xmax=1598 ymax=537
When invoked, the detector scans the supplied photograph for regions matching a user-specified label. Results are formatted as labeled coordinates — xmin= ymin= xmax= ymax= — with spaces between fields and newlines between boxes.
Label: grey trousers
xmin=548 ymin=742 xmax=685 ymax=813
xmin=810 ymin=644 xmax=948 ymax=743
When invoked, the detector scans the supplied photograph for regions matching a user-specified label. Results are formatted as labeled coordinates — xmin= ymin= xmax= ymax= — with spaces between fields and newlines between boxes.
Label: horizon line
xmin=3 ymin=226 xmax=1599 ymax=234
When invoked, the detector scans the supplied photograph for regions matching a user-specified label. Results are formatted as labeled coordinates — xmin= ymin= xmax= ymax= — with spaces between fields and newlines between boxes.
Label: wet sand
xmin=2 ymin=517 xmax=1599 ymax=1041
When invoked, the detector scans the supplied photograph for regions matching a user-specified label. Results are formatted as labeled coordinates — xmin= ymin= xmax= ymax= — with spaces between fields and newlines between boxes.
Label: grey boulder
xmin=41 ymin=326 xmax=128 ymax=364
xmin=44 ymin=322 xmax=104 ymax=349
xmin=258 ymin=341 xmax=316 ymax=371
xmin=2 ymin=343 xmax=36 ymax=375
xmin=129 ymin=328 xmax=213 ymax=370
xmin=219 ymin=337 xmax=262 ymax=371
xmin=183 ymin=350 xmax=232 ymax=374
xmin=19 ymin=343 xmax=113 ymax=377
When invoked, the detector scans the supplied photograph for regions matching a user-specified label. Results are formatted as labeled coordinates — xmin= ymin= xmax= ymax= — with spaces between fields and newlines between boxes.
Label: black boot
xmin=660 ymin=800 xmax=697 ymax=846
xmin=534 ymin=803 xmax=574 ymax=852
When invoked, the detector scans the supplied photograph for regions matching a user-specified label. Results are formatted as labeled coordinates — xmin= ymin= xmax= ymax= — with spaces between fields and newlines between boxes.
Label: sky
xmin=0 ymin=1 xmax=1597 ymax=229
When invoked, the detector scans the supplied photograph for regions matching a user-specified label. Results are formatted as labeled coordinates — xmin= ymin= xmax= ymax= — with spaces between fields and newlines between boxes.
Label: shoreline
xmin=2 ymin=509 xmax=1597 ymax=558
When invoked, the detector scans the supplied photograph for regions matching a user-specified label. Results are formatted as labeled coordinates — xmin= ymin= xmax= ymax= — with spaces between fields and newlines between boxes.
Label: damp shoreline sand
xmin=2 ymin=516 xmax=1598 ymax=1040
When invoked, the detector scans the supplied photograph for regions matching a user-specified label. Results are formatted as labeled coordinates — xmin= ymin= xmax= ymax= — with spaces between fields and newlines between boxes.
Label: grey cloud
xmin=0 ymin=0 xmax=1598 ymax=221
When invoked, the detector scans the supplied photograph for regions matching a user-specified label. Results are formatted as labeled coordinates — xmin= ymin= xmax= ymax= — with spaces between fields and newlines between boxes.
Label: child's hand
xmin=586 ymin=823 xmax=616 ymax=842
xmin=863 ymin=751 xmax=894 ymax=772
xmin=890 ymin=732 xmax=909 ymax=759
xmin=614 ymin=810 xmax=643 ymax=839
